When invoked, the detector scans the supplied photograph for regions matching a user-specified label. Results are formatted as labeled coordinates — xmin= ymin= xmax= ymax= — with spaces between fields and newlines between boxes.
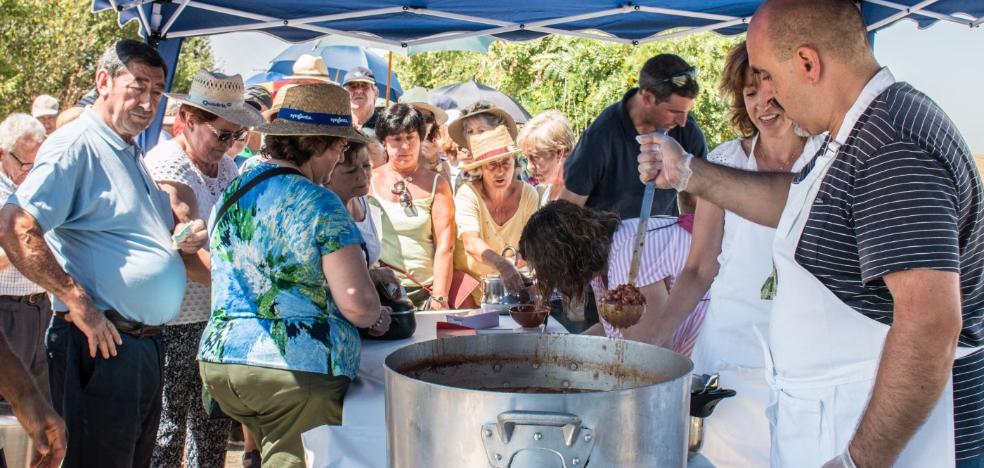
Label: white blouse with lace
xmin=145 ymin=139 xmax=239 ymax=324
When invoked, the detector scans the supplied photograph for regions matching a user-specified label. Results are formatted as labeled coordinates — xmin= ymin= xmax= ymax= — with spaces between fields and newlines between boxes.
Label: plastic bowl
xmin=508 ymin=304 xmax=549 ymax=328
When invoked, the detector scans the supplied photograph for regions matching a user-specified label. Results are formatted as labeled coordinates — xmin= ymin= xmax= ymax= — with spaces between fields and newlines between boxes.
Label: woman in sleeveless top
xmin=645 ymin=41 xmax=824 ymax=467
xmin=369 ymin=104 xmax=455 ymax=310
xmin=517 ymin=110 xmax=574 ymax=207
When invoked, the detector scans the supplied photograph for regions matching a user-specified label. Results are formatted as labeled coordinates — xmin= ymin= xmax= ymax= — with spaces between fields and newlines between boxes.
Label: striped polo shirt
xmin=795 ymin=70 xmax=983 ymax=460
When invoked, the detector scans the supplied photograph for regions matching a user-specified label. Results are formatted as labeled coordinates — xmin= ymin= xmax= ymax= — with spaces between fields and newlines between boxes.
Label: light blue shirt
xmin=9 ymin=108 xmax=186 ymax=325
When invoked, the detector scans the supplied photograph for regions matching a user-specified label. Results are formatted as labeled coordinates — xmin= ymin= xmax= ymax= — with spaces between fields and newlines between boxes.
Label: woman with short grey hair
xmin=0 ymin=113 xmax=46 ymax=160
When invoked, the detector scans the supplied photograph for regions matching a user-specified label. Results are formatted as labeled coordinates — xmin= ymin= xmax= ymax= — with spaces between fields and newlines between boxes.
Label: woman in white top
xmin=516 ymin=110 xmax=574 ymax=207
xmin=641 ymin=41 xmax=823 ymax=467
xmin=144 ymin=70 xmax=264 ymax=468
xmin=324 ymin=142 xmax=403 ymax=301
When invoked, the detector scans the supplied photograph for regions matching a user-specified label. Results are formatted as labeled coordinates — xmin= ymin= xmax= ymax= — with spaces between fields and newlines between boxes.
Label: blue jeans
xmin=47 ymin=315 xmax=164 ymax=468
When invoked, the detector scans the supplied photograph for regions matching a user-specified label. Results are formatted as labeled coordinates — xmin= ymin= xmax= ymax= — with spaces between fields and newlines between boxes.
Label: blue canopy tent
xmin=89 ymin=0 xmax=984 ymax=151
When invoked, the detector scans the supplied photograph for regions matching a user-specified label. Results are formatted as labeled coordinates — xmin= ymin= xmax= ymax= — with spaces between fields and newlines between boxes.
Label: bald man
xmin=638 ymin=1 xmax=983 ymax=467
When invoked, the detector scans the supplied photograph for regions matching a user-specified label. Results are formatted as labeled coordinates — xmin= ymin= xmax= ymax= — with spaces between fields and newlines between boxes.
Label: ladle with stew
xmin=598 ymin=132 xmax=664 ymax=329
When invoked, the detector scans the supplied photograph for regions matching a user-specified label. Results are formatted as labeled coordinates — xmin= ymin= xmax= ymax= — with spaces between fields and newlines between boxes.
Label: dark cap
xmin=244 ymin=85 xmax=274 ymax=111
xmin=343 ymin=66 xmax=376 ymax=86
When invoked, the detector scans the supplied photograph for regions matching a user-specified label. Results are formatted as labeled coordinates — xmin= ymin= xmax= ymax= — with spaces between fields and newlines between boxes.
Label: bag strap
xmin=212 ymin=167 xmax=302 ymax=232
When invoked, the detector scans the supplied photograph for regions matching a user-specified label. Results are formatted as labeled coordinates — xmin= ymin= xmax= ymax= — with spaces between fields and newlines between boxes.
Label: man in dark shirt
xmin=560 ymin=54 xmax=707 ymax=219
xmin=639 ymin=1 xmax=983 ymax=467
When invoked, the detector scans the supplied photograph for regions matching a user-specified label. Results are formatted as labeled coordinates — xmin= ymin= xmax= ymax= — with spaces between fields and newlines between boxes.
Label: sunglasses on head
xmin=661 ymin=67 xmax=699 ymax=88
xmin=203 ymin=122 xmax=248 ymax=143
xmin=391 ymin=180 xmax=418 ymax=217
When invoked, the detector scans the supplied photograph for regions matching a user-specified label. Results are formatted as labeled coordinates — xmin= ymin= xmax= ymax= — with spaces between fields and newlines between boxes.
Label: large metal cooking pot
xmin=384 ymin=333 xmax=693 ymax=467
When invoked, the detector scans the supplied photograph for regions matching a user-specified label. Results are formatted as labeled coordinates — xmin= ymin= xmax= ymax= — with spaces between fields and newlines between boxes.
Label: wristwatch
xmin=431 ymin=295 xmax=448 ymax=304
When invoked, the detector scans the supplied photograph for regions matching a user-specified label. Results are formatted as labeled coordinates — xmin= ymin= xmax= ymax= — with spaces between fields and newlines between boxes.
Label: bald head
xmin=755 ymin=0 xmax=871 ymax=63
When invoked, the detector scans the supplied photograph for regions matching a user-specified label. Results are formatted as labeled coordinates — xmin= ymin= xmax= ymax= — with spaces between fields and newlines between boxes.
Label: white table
xmin=301 ymin=311 xmax=715 ymax=467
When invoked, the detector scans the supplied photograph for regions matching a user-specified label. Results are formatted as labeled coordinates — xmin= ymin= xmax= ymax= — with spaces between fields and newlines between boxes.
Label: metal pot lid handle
xmin=482 ymin=411 xmax=596 ymax=468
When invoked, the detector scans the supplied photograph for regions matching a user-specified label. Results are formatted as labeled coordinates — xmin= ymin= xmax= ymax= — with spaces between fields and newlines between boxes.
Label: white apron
xmin=765 ymin=140 xmax=982 ymax=467
xmin=690 ymin=136 xmax=818 ymax=467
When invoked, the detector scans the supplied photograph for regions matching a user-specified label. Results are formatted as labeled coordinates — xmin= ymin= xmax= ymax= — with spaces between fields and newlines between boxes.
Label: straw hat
xmin=399 ymin=87 xmax=448 ymax=126
xmin=255 ymin=83 xmax=368 ymax=143
xmin=448 ymin=104 xmax=517 ymax=149
xmin=165 ymin=70 xmax=264 ymax=127
xmin=460 ymin=125 xmax=521 ymax=172
xmin=286 ymin=54 xmax=334 ymax=83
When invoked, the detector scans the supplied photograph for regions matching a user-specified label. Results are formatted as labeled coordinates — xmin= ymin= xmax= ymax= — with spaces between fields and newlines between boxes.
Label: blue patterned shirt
xmin=198 ymin=162 xmax=364 ymax=378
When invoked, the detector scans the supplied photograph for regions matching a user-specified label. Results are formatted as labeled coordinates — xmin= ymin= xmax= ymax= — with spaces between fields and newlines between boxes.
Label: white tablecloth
xmin=302 ymin=311 xmax=567 ymax=468
xmin=301 ymin=311 xmax=716 ymax=468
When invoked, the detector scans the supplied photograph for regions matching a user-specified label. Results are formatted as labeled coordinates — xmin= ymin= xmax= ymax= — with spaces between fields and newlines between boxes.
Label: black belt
xmin=0 ymin=293 xmax=47 ymax=305
xmin=54 ymin=310 xmax=163 ymax=338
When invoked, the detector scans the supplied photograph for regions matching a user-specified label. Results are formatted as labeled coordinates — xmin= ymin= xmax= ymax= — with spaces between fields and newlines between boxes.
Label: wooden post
xmin=385 ymin=51 xmax=393 ymax=106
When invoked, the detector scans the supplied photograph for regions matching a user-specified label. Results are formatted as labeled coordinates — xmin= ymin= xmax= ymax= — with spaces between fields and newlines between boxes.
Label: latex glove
xmin=636 ymin=133 xmax=693 ymax=191
xmin=820 ymin=449 xmax=858 ymax=468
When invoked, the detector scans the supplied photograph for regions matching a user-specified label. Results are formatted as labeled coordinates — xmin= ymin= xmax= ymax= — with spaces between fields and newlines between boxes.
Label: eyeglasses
xmin=203 ymin=122 xmax=248 ymax=143
xmin=391 ymin=180 xmax=418 ymax=217
xmin=661 ymin=67 xmax=699 ymax=88
xmin=6 ymin=151 xmax=33 ymax=171
xmin=526 ymin=150 xmax=558 ymax=165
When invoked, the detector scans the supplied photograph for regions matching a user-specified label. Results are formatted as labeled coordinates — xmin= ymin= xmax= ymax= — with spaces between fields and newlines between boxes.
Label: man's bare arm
xmin=684 ymin=158 xmax=793 ymax=228
xmin=848 ymin=269 xmax=961 ymax=467
xmin=0 ymin=204 xmax=120 ymax=358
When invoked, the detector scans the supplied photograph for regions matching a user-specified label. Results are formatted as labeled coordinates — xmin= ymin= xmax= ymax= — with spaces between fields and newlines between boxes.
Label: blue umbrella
xmin=268 ymin=43 xmax=402 ymax=101
xmin=244 ymin=71 xmax=285 ymax=86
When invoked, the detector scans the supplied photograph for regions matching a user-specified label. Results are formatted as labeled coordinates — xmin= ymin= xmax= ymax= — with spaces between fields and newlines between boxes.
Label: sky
xmin=210 ymin=20 xmax=984 ymax=154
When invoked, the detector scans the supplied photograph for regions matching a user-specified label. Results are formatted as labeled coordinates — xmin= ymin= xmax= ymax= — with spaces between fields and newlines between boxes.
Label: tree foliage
xmin=393 ymin=33 xmax=742 ymax=149
xmin=0 ymin=0 xmax=213 ymax=117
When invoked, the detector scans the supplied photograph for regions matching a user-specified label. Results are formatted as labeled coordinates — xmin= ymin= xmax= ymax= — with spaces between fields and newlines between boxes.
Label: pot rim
xmin=383 ymin=333 xmax=694 ymax=396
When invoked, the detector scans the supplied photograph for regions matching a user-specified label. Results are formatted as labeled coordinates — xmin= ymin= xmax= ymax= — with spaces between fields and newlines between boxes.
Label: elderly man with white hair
xmin=0 ymin=113 xmax=49 ymax=406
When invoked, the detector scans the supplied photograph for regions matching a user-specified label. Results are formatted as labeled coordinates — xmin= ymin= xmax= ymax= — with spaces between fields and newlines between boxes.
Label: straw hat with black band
xmin=461 ymin=125 xmax=522 ymax=172
xmin=165 ymin=69 xmax=264 ymax=128
xmin=255 ymin=83 xmax=367 ymax=143
xmin=448 ymin=103 xmax=517 ymax=150
xmin=399 ymin=87 xmax=448 ymax=127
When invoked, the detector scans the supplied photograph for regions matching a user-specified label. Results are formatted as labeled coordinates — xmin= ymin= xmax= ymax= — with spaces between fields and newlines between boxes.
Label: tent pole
xmin=385 ymin=51 xmax=393 ymax=106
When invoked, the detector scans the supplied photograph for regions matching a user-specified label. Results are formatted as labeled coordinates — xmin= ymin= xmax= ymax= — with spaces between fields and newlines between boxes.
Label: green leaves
xmin=0 ymin=0 xmax=213 ymax=118
xmin=392 ymin=33 xmax=743 ymax=150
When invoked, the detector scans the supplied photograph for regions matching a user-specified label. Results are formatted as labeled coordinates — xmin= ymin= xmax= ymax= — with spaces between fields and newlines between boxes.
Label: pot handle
xmin=482 ymin=411 xmax=596 ymax=468
xmin=495 ymin=411 xmax=581 ymax=446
